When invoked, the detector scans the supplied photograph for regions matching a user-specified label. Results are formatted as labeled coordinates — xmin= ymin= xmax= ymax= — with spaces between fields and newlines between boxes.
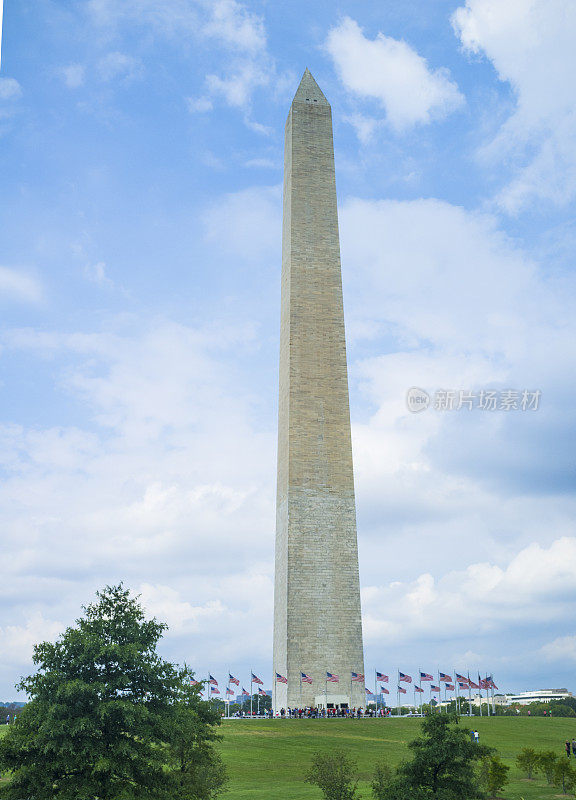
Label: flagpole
xmin=325 ymin=674 xmax=328 ymax=714
xmin=300 ymin=672 xmax=302 ymax=711
xmin=478 ymin=673 xmax=483 ymax=717
xmin=350 ymin=672 xmax=353 ymax=712
xmin=250 ymin=671 xmax=253 ymax=719
xmin=467 ymin=672 xmax=472 ymax=717
xmin=453 ymin=668 xmax=458 ymax=715
xmin=374 ymin=669 xmax=378 ymax=715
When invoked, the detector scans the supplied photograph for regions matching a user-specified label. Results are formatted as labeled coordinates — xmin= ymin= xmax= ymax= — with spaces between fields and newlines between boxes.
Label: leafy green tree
xmin=554 ymin=759 xmax=576 ymax=796
xmin=0 ymin=585 xmax=225 ymax=800
xmin=165 ymin=672 xmax=227 ymax=799
xmin=371 ymin=763 xmax=393 ymax=799
xmin=479 ymin=755 xmax=509 ymax=798
xmin=537 ymin=750 xmax=558 ymax=785
xmin=305 ymin=750 xmax=358 ymax=800
xmin=516 ymin=747 xmax=539 ymax=779
xmin=378 ymin=714 xmax=491 ymax=799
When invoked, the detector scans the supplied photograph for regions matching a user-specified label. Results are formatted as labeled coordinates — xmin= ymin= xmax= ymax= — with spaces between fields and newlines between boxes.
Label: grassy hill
xmin=1 ymin=714 xmax=573 ymax=797
xmin=218 ymin=715 xmax=576 ymax=799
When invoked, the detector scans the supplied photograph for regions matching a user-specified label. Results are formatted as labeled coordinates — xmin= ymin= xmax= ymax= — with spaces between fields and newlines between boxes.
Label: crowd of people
xmin=228 ymin=705 xmax=392 ymax=719
xmin=279 ymin=706 xmax=391 ymax=718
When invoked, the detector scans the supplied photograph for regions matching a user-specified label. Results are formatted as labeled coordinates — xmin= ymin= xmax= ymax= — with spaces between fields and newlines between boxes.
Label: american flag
xmin=445 ymin=684 xmax=455 ymax=691
xmin=209 ymin=675 xmax=218 ymax=685
xmin=210 ymin=685 xmax=220 ymax=694
xmin=399 ymin=672 xmax=412 ymax=683
xmin=251 ymin=673 xmax=263 ymax=685
xmin=189 ymin=679 xmax=201 ymax=686
xmin=479 ymin=676 xmax=489 ymax=690
xmin=258 ymin=687 xmax=268 ymax=697
xmin=276 ymin=673 xmax=288 ymax=684
xmin=326 ymin=672 xmax=339 ymax=683
xmin=456 ymin=673 xmax=469 ymax=684
xmin=398 ymin=686 xmax=407 ymax=694
xmin=229 ymin=673 xmax=240 ymax=686
xmin=226 ymin=687 xmax=234 ymax=696
xmin=301 ymin=672 xmax=313 ymax=684
xmin=431 ymin=685 xmax=440 ymax=692
xmin=351 ymin=672 xmax=364 ymax=682
xmin=376 ymin=672 xmax=389 ymax=682
xmin=468 ymin=680 xmax=479 ymax=689
xmin=381 ymin=687 xmax=389 ymax=695
xmin=365 ymin=687 xmax=372 ymax=695
xmin=439 ymin=672 xmax=452 ymax=683
xmin=241 ymin=688 xmax=250 ymax=696
xmin=415 ymin=686 xmax=424 ymax=693
xmin=458 ymin=681 xmax=468 ymax=689
xmin=420 ymin=672 xmax=433 ymax=681
xmin=486 ymin=676 xmax=498 ymax=689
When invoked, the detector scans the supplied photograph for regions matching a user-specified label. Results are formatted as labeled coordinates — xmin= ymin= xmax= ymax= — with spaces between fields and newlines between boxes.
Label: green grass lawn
xmin=218 ymin=716 xmax=576 ymax=799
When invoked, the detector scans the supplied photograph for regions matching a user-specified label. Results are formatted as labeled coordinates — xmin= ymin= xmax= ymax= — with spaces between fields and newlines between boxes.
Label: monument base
xmin=314 ymin=693 xmax=351 ymax=709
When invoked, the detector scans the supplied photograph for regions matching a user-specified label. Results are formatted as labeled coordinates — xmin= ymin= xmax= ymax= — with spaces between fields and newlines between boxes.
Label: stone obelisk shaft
xmin=273 ymin=70 xmax=364 ymax=711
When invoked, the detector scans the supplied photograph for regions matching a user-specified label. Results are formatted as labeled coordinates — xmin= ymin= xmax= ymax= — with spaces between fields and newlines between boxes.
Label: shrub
xmin=305 ymin=750 xmax=358 ymax=800
xmin=516 ymin=747 xmax=539 ymax=779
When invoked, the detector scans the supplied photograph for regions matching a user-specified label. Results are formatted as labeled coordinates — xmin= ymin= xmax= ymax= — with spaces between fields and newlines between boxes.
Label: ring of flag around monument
xmin=439 ymin=672 xmax=452 ymax=683
xmin=229 ymin=673 xmax=239 ymax=686
xmin=351 ymin=672 xmax=364 ymax=682
xmin=420 ymin=672 xmax=433 ymax=681
xmin=251 ymin=672 xmax=263 ymax=685
xmin=276 ymin=672 xmax=288 ymax=684
xmin=326 ymin=672 xmax=339 ymax=683
xmin=376 ymin=672 xmax=389 ymax=682
xmin=399 ymin=672 xmax=412 ymax=683
xmin=301 ymin=672 xmax=313 ymax=684
xmin=209 ymin=675 xmax=218 ymax=685
xmin=398 ymin=686 xmax=407 ymax=694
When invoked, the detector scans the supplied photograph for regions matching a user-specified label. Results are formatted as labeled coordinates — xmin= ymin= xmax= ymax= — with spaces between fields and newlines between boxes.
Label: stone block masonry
xmin=273 ymin=70 xmax=365 ymax=711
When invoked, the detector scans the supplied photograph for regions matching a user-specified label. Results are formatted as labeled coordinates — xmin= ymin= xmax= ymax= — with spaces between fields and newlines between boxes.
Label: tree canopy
xmin=0 ymin=584 xmax=226 ymax=800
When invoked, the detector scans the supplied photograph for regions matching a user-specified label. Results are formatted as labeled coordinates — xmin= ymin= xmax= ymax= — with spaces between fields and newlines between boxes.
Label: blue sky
xmin=1 ymin=0 xmax=576 ymax=699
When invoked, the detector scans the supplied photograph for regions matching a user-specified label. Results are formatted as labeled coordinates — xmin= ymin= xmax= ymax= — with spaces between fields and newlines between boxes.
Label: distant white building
xmin=504 ymin=689 xmax=573 ymax=706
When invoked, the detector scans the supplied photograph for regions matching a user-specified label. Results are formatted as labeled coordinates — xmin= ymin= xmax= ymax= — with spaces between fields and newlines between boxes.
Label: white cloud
xmin=363 ymin=537 xmax=576 ymax=645
xmin=541 ymin=635 xmax=576 ymax=663
xmin=325 ymin=17 xmax=464 ymax=132
xmin=0 ymin=267 xmax=42 ymax=304
xmin=84 ymin=261 xmax=114 ymax=288
xmin=60 ymin=64 xmax=85 ymax=89
xmin=0 ymin=615 xmax=63 ymax=666
xmin=187 ymin=96 xmax=213 ymax=113
xmin=452 ymin=0 xmax=576 ymax=211
xmin=87 ymin=0 xmax=279 ymax=117
xmin=0 ymin=78 xmax=22 ymax=100
xmin=98 ymin=52 xmax=143 ymax=83
xmin=202 ymin=185 xmax=281 ymax=261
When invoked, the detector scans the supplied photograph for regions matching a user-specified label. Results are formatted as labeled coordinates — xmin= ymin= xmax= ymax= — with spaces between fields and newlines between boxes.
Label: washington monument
xmin=273 ymin=70 xmax=365 ymax=711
